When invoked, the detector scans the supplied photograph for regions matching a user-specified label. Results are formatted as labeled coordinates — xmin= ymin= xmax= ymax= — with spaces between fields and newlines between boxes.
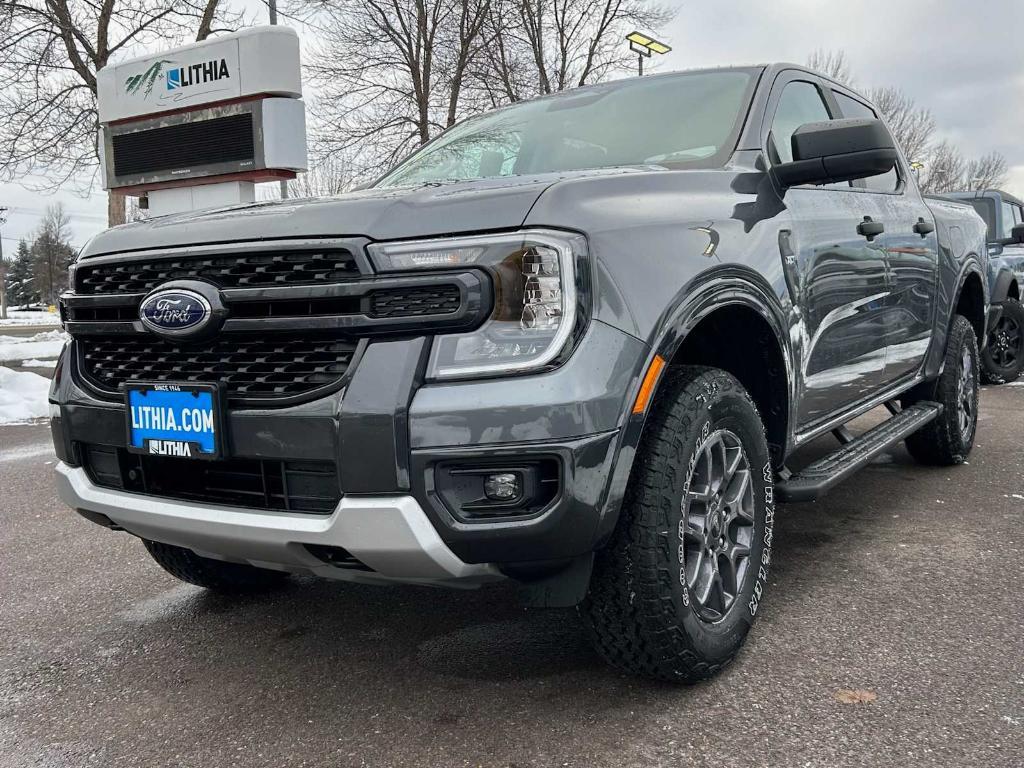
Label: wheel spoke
xmin=724 ymin=444 xmax=743 ymax=482
xmin=684 ymin=511 xmax=706 ymax=541
xmin=710 ymin=441 xmax=727 ymax=492
xmin=722 ymin=468 xmax=751 ymax=512
xmin=692 ymin=552 xmax=716 ymax=605
xmin=718 ymin=554 xmax=737 ymax=599
xmin=687 ymin=483 xmax=714 ymax=504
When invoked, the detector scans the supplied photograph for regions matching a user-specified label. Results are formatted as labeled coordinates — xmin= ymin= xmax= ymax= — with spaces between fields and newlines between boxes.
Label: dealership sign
xmin=118 ymin=39 xmax=239 ymax=117
xmin=97 ymin=27 xmax=301 ymax=123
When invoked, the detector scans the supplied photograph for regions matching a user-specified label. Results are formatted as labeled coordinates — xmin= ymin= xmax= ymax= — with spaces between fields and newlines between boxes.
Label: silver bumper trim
xmin=55 ymin=463 xmax=501 ymax=587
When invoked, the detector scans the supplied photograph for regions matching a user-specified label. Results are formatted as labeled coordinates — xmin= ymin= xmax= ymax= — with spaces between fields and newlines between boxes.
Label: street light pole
xmin=268 ymin=0 xmax=289 ymax=200
xmin=626 ymin=31 xmax=671 ymax=77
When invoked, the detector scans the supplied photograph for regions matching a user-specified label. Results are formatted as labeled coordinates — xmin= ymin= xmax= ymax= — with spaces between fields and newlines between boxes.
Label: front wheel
xmin=581 ymin=366 xmax=774 ymax=683
xmin=904 ymin=314 xmax=979 ymax=465
xmin=981 ymin=299 xmax=1024 ymax=384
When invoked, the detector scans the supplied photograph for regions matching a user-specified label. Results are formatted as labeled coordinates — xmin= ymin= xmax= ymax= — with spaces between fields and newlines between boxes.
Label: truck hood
xmin=80 ymin=169 xmax=646 ymax=258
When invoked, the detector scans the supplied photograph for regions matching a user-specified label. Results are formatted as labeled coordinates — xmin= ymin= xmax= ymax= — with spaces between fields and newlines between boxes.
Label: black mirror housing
xmin=1011 ymin=223 xmax=1024 ymax=245
xmin=774 ymin=118 xmax=898 ymax=188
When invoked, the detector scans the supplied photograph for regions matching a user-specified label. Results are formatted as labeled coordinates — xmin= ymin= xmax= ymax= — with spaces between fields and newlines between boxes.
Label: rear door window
xmin=1001 ymin=201 xmax=1019 ymax=239
xmin=831 ymin=91 xmax=900 ymax=193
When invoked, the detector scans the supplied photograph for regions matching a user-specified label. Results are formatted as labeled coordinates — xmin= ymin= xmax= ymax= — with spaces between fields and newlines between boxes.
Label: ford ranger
xmin=51 ymin=64 xmax=988 ymax=682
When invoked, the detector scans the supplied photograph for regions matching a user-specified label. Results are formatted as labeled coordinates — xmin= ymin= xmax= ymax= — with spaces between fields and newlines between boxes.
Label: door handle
xmin=913 ymin=217 xmax=935 ymax=237
xmin=857 ymin=216 xmax=885 ymax=241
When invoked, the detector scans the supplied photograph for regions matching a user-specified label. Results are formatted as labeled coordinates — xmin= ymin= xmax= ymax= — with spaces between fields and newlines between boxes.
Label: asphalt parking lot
xmin=1 ymin=386 xmax=1022 ymax=768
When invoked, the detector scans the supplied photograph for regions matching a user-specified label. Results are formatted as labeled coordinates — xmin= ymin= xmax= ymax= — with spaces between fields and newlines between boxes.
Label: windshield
xmin=376 ymin=70 xmax=755 ymax=188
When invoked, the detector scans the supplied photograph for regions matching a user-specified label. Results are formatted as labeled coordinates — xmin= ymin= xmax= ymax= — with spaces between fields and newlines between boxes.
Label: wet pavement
xmin=1 ymin=386 xmax=1022 ymax=767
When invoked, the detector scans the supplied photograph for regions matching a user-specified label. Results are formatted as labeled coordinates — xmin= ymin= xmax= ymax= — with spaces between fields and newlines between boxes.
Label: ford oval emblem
xmin=139 ymin=288 xmax=212 ymax=337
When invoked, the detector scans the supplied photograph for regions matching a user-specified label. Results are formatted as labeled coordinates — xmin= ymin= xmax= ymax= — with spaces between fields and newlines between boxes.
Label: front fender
xmin=590 ymin=268 xmax=793 ymax=549
xmin=927 ymin=256 xmax=988 ymax=373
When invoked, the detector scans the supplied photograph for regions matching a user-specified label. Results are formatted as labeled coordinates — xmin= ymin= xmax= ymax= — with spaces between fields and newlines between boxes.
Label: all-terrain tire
xmin=981 ymin=298 xmax=1024 ymax=385
xmin=903 ymin=314 xmax=979 ymax=465
xmin=581 ymin=366 xmax=775 ymax=683
xmin=143 ymin=540 xmax=289 ymax=593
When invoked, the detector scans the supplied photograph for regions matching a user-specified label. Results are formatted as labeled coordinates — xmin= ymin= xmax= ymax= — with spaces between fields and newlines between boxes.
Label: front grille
xmin=111 ymin=113 xmax=255 ymax=177
xmin=83 ymin=444 xmax=341 ymax=514
xmin=76 ymin=250 xmax=360 ymax=294
xmin=79 ymin=333 xmax=359 ymax=403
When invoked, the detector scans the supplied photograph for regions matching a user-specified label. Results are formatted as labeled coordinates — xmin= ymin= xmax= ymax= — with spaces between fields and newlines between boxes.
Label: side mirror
xmin=774 ymin=118 xmax=899 ymax=188
xmin=1011 ymin=223 xmax=1024 ymax=245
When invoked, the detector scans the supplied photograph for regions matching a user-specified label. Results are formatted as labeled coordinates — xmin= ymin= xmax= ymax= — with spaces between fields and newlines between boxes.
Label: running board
xmin=776 ymin=402 xmax=942 ymax=502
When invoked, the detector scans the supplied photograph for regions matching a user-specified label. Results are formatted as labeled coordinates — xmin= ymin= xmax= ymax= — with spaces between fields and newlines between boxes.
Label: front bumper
xmin=51 ymin=320 xmax=648 ymax=574
xmin=55 ymin=462 xmax=502 ymax=587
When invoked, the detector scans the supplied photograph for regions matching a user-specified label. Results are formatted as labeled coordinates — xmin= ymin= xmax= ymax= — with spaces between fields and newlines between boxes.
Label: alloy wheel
xmin=989 ymin=315 xmax=1022 ymax=370
xmin=679 ymin=429 xmax=755 ymax=623
xmin=957 ymin=345 xmax=975 ymax=440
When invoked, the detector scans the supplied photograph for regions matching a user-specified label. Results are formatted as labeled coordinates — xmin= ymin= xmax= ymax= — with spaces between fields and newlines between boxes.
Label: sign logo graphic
xmin=123 ymin=58 xmax=231 ymax=99
xmin=124 ymin=60 xmax=173 ymax=98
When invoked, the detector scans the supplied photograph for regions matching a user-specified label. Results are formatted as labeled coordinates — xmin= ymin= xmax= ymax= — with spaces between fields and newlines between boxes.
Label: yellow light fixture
xmin=626 ymin=31 xmax=671 ymax=75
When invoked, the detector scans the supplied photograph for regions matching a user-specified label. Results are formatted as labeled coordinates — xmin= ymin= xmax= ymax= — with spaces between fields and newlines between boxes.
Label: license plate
xmin=125 ymin=383 xmax=222 ymax=460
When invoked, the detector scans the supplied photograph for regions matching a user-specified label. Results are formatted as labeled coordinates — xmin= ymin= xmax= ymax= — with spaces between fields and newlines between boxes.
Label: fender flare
xmin=592 ymin=266 xmax=792 ymax=548
xmin=952 ymin=255 xmax=989 ymax=337
xmin=990 ymin=265 xmax=1018 ymax=306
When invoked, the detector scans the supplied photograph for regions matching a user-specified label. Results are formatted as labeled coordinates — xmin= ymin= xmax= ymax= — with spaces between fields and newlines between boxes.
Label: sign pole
xmin=269 ymin=0 xmax=290 ymax=200
xmin=0 ymin=208 xmax=8 ymax=321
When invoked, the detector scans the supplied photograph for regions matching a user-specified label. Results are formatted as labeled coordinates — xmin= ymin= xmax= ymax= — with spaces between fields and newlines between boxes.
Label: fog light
xmin=484 ymin=472 xmax=521 ymax=501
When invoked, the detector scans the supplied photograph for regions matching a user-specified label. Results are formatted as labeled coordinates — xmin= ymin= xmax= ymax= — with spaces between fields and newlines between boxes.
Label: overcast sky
xmin=2 ymin=0 xmax=1021 ymax=252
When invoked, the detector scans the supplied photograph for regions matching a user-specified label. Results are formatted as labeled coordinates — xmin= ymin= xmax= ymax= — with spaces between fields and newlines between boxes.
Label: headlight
xmin=368 ymin=230 xmax=587 ymax=379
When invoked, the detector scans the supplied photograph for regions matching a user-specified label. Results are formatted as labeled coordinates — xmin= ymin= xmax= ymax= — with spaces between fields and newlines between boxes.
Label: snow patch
xmin=0 ymin=330 xmax=67 ymax=362
xmin=21 ymin=359 xmax=58 ymax=368
xmin=0 ymin=442 xmax=55 ymax=464
xmin=0 ymin=309 xmax=60 ymax=327
xmin=0 ymin=366 xmax=51 ymax=424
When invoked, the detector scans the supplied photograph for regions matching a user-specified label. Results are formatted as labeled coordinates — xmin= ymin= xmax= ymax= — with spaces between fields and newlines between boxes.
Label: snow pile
xmin=0 ymin=309 xmax=60 ymax=327
xmin=0 ymin=366 xmax=51 ymax=424
xmin=21 ymin=359 xmax=58 ymax=368
xmin=0 ymin=330 xmax=67 ymax=362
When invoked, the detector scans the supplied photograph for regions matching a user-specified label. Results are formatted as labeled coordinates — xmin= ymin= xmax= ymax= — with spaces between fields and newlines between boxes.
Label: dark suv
xmin=52 ymin=64 xmax=988 ymax=682
xmin=944 ymin=189 xmax=1024 ymax=383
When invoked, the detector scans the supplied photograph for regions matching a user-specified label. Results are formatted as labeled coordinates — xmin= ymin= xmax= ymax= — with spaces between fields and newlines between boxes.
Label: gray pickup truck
xmin=51 ymin=64 xmax=988 ymax=682
xmin=943 ymin=190 xmax=1024 ymax=383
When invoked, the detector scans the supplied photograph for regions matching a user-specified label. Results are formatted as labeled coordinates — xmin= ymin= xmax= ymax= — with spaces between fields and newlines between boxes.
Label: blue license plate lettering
xmin=127 ymin=385 xmax=218 ymax=458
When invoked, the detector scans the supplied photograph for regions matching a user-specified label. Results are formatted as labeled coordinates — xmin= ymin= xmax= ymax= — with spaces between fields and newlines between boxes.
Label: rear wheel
xmin=581 ymin=366 xmax=774 ymax=683
xmin=981 ymin=299 xmax=1024 ymax=384
xmin=143 ymin=540 xmax=289 ymax=593
xmin=904 ymin=314 xmax=979 ymax=465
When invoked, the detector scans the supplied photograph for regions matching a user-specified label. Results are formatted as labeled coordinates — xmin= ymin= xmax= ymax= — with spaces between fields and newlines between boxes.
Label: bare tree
xmin=484 ymin=0 xmax=673 ymax=98
xmin=303 ymin=0 xmax=671 ymax=177
xmin=866 ymin=86 xmax=935 ymax=165
xmin=964 ymin=151 xmax=1008 ymax=191
xmin=0 ymin=0 xmax=242 ymax=227
xmin=802 ymin=56 xmax=1007 ymax=195
xmin=806 ymin=49 xmax=853 ymax=85
xmin=287 ymin=153 xmax=353 ymax=197
xmin=919 ymin=140 xmax=966 ymax=194
xmin=302 ymin=0 xmax=486 ymax=176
